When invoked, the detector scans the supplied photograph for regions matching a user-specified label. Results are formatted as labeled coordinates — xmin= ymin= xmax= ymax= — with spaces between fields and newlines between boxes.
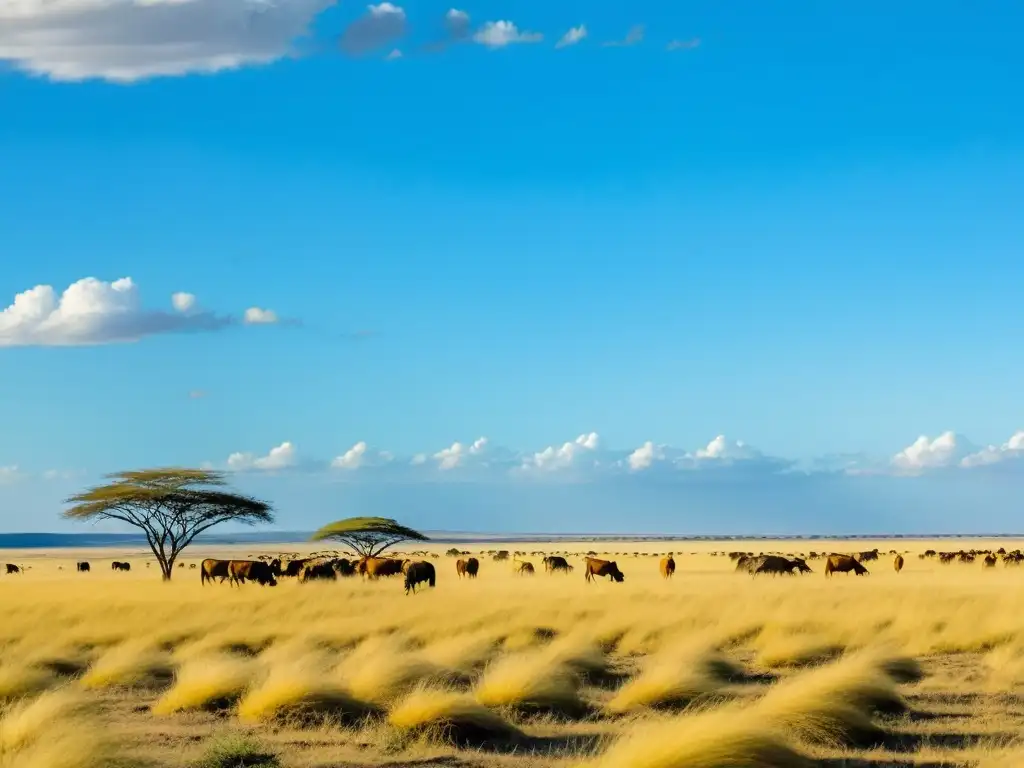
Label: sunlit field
xmin=3 ymin=538 xmax=1024 ymax=768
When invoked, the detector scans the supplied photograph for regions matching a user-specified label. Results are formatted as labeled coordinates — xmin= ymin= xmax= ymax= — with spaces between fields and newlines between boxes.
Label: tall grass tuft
xmin=0 ymin=665 xmax=57 ymax=701
xmin=238 ymin=655 xmax=379 ymax=725
xmin=388 ymin=686 xmax=523 ymax=748
xmin=0 ymin=690 xmax=123 ymax=768
xmin=579 ymin=706 xmax=814 ymax=768
xmin=80 ymin=639 xmax=174 ymax=689
xmin=474 ymin=649 xmax=587 ymax=717
xmin=606 ymin=646 xmax=736 ymax=714
xmin=751 ymin=655 xmax=905 ymax=747
xmin=152 ymin=654 xmax=253 ymax=714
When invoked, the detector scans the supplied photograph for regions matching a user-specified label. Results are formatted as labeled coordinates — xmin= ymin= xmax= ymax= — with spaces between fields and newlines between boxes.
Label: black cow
xmin=76 ymin=561 xmax=91 ymax=572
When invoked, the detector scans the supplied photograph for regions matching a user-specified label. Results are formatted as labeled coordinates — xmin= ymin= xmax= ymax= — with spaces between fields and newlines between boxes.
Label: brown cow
xmin=894 ymin=554 xmax=904 ymax=574
xmin=983 ymin=554 xmax=998 ymax=568
xmin=824 ymin=554 xmax=869 ymax=577
xmin=5 ymin=563 xmax=20 ymax=574
xmin=200 ymin=558 xmax=230 ymax=585
xmin=516 ymin=560 xmax=536 ymax=575
xmin=585 ymin=557 xmax=625 ymax=583
xmin=357 ymin=557 xmax=406 ymax=579
xmin=222 ymin=560 xmax=277 ymax=587
xmin=660 ymin=556 xmax=676 ymax=579
xmin=456 ymin=558 xmax=480 ymax=578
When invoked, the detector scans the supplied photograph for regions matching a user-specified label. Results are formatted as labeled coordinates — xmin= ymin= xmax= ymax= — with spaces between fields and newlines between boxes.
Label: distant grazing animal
xmin=357 ymin=557 xmax=406 ymax=580
xmin=543 ymin=556 xmax=573 ymax=574
xmin=824 ymin=554 xmax=869 ymax=577
xmin=753 ymin=556 xmax=812 ymax=576
xmin=984 ymin=554 xmax=998 ymax=568
xmin=857 ymin=549 xmax=880 ymax=562
xmin=189 ymin=563 xmax=197 ymax=569
xmin=111 ymin=561 xmax=131 ymax=572
xmin=5 ymin=563 xmax=20 ymax=574
xmin=660 ymin=556 xmax=676 ymax=579
xmin=76 ymin=561 xmax=90 ymax=573
xmin=894 ymin=554 xmax=904 ymax=574
xmin=200 ymin=559 xmax=230 ymax=585
xmin=456 ymin=558 xmax=480 ymax=578
xmin=516 ymin=560 xmax=536 ymax=575
xmin=228 ymin=559 xmax=277 ymax=587
xmin=281 ymin=558 xmax=314 ymax=578
xmin=404 ymin=561 xmax=436 ymax=594
xmin=300 ymin=561 xmax=337 ymax=582
xmin=584 ymin=557 xmax=625 ymax=583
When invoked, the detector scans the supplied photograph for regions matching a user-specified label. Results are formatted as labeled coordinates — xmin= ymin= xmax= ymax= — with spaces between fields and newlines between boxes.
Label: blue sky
xmin=1 ymin=0 xmax=1022 ymax=534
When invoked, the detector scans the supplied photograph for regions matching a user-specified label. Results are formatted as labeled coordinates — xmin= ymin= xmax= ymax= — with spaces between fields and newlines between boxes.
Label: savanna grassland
xmin=3 ymin=538 xmax=1024 ymax=768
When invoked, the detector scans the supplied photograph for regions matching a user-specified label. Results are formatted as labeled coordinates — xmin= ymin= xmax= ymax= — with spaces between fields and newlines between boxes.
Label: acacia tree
xmin=64 ymin=468 xmax=274 ymax=581
xmin=310 ymin=516 xmax=428 ymax=559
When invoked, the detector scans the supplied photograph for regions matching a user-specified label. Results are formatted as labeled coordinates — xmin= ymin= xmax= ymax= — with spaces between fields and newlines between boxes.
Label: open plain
xmin=2 ymin=538 xmax=1024 ymax=768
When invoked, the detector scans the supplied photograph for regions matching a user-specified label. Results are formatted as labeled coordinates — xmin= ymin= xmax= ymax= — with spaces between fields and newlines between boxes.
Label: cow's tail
xmin=200 ymin=568 xmax=207 ymax=585
xmin=429 ymin=571 xmax=436 ymax=588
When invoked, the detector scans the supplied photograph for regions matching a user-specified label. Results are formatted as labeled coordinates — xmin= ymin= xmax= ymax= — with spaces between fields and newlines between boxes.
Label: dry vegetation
xmin=2 ymin=537 xmax=1024 ymax=767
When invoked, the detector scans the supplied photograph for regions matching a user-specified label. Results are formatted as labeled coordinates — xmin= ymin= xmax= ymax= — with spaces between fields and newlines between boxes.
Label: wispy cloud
xmin=473 ymin=21 xmax=543 ymax=48
xmin=667 ymin=37 xmax=700 ymax=51
xmin=555 ymin=25 xmax=587 ymax=49
xmin=603 ymin=24 xmax=644 ymax=48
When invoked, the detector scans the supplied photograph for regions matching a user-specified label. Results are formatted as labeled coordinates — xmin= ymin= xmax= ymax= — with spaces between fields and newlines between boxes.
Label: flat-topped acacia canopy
xmin=64 ymin=467 xmax=274 ymax=580
xmin=310 ymin=516 xmax=428 ymax=558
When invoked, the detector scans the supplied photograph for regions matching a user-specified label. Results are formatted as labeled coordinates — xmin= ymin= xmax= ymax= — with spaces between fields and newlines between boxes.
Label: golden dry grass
xmin=1 ymin=537 xmax=1024 ymax=767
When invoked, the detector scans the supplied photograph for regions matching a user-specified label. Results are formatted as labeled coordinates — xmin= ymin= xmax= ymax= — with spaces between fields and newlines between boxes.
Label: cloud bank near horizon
xmin=0 ymin=1 xmax=695 ymax=82
xmin=4 ymin=431 xmax=1024 ymax=535
xmin=197 ymin=429 xmax=1024 ymax=482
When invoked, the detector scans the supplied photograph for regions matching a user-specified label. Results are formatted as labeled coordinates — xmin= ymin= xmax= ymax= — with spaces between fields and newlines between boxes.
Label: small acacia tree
xmin=310 ymin=516 xmax=428 ymax=559
xmin=64 ymin=468 xmax=274 ymax=581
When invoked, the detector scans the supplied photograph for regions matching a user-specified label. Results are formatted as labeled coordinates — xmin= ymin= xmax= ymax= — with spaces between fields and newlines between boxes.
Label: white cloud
xmin=627 ymin=441 xmax=663 ymax=471
xmin=411 ymin=453 xmax=428 ymax=466
xmin=329 ymin=441 xmax=394 ymax=471
xmin=243 ymin=307 xmax=279 ymax=325
xmin=228 ymin=441 xmax=296 ymax=471
xmin=427 ymin=436 xmax=492 ymax=470
xmin=960 ymin=431 xmax=1024 ymax=468
xmin=332 ymin=441 xmax=368 ymax=470
xmin=524 ymin=432 xmax=600 ymax=472
xmin=555 ymin=24 xmax=586 ymax=49
xmin=171 ymin=292 xmax=198 ymax=313
xmin=340 ymin=2 xmax=407 ymax=56
xmin=692 ymin=435 xmax=760 ymax=462
xmin=385 ymin=48 xmax=402 ymax=60
xmin=0 ymin=466 xmax=20 ymax=485
xmin=473 ymin=21 xmax=543 ymax=48
xmin=0 ymin=276 xmax=234 ymax=347
xmin=890 ymin=431 xmax=974 ymax=473
xmin=0 ymin=0 xmax=334 ymax=83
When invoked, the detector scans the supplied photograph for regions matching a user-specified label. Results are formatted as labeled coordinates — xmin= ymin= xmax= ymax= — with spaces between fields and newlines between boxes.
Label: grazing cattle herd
xmin=2 ymin=544 xmax=1024 ymax=594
